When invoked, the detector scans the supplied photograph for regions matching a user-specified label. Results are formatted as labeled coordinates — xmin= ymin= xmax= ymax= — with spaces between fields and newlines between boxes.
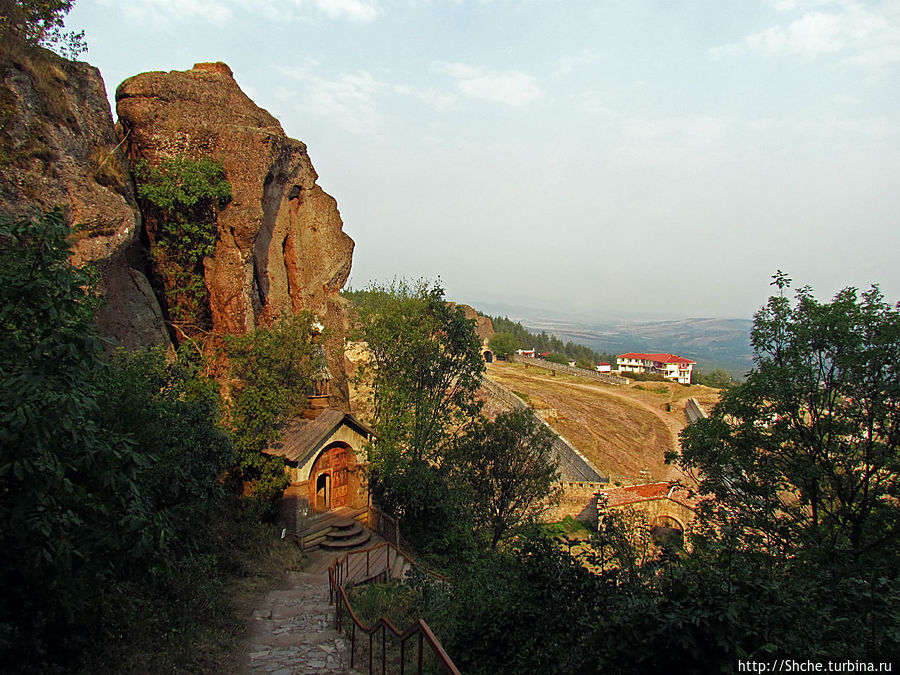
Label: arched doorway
xmin=308 ymin=442 xmax=351 ymax=512
xmin=482 ymin=350 xmax=494 ymax=363
xmin=315 ymin=472 xmax=331 ymax=511
xmin=650 ymin=515 xmax=684 ymax=549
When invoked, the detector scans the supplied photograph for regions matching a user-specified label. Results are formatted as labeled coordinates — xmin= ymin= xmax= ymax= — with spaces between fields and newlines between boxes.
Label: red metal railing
xmin=328 ymin=541 xmax=458 ymax=675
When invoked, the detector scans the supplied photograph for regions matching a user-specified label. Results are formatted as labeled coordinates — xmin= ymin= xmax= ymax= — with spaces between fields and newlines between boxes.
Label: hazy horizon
xmin=67 ymin=0 xmax=900 ymax=319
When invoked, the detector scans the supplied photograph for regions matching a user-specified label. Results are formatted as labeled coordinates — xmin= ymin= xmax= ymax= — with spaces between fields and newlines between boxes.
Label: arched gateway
xmin=264 ymin=409 xmax=374 ymax=514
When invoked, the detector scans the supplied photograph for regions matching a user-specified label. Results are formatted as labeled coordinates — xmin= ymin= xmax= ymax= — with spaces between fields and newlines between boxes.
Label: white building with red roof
xmin=617 ymin=352 xmax=695 ymax=384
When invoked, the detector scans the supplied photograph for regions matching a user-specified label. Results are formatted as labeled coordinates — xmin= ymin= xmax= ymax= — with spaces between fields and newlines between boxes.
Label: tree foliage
xmin=223 ymin=313 xmax=323 ymax=510
xmin=449 ymin=409 xmax=560 ymax=548
xmin=678 ymin=274 xmax=900 ymax=563
xmin=353 ymin=280 xmax=485 ymax=462
xmin=0 ymin=209 xmax=232 ymax=669
xmin=350 ymin=280 xmax=485 ymax=552
xmin=487 ymin=314 xmax=611 ymax=364
xmin=0 ymin=0 xmax=85 ymax=58
xmin=692 ymin=368 xmax=734 ymax=388
xmin=487 ymin=331 xmax=518 ymax=359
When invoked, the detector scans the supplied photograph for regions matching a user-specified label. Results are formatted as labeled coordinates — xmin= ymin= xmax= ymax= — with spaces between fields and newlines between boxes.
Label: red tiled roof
xmin=599 ymin=482 xmax=697 ymax=510
xmin=617 ymin=352 xmax=695 ymax=366
xmin=597 ymin=362 xmax=610 ymax=366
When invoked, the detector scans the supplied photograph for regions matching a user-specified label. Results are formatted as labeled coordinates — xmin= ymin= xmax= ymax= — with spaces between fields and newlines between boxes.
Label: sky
xmin=66 ymin=0 xmax=900 ymax=321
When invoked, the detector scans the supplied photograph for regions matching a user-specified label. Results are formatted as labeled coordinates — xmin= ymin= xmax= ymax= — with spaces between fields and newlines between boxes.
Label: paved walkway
xmin=246 ymin=566 xmax=356 ymax=674
xmin=245 ymin=543 xmax=386 ymax=674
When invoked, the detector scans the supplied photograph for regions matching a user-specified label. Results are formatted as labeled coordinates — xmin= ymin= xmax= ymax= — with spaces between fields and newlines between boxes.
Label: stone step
xmin=320 ymin=530 xmax=372 ymax=551
xmin=327 ymin=521 xmax=364 ymax=539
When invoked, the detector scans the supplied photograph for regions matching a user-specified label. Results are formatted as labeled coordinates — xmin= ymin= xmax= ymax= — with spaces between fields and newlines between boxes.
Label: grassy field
xmin=486 ymin=361 xmax=722 ymax=482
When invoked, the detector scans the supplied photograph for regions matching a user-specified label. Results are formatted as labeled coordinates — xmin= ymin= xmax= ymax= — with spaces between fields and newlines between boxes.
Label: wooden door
xmin=331 ymin=446 xmax=348 ymax=508
xmin=309 ymin=444 xmax=350 ymax=511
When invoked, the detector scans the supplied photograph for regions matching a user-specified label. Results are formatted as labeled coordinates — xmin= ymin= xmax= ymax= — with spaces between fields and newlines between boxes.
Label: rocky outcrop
xmin=457 ymin=304 xmax=495 ymax=343
xmin=0 ymin=46 xmax=170 ymax=350
xmin=116 ymin=63 xmax=354 ymax=405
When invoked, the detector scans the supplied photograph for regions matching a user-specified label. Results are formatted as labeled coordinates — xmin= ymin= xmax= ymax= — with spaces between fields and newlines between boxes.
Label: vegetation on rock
xmin=134 ymin=155 xmax=231 ymax=334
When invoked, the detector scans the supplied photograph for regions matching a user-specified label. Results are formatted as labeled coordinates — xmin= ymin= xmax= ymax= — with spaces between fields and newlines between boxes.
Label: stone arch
xmin=308 ymin=441 xmax=353 ymax=512
xmin=652 ymin=514 xmax=684 ymax=531
xmin=650 ymin=514 xmax=685 ymax=549
xmin=482 ymin=349 xmax=494 ymax=363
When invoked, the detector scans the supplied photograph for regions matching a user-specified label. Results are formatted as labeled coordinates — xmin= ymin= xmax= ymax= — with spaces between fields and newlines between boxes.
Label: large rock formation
xmin=116 ymin=62 xmax=354 ymax=405
xmin=0 ymin=47 xmax=170 ymax=350
xmin=457 ymin=304 xmax=495 ymax=343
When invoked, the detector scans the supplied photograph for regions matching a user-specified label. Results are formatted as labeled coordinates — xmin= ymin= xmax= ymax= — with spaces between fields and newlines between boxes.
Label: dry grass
xmin=486 ymin=361 xmax=723 ymax=483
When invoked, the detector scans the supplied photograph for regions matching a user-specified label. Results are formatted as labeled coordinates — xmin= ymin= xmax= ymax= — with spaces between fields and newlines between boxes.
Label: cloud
xmin=104 ymin=0 xmax=379 ymax=25
xmin=102 ymin=0 xmax=234 ymax=24
xmin=432 ymin=62 xmax=542 ymax=106
xmin=711 ymin=1 xmax=900 ymax=67
xmin=277 ymin=63 xmax=388 ymax=134
xmin=311 ymin=0 xmax=379 ymax=21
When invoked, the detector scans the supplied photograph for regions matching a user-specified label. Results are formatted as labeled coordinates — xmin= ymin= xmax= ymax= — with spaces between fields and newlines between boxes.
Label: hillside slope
xmin=486 ymin=361 xmax=721 ymax=482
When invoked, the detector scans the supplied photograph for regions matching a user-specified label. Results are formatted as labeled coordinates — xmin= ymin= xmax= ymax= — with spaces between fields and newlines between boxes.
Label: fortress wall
xmin=480 ymin=376 xmax=608 ymax=483
xmin=510 ymin=355 xmax=628 ymax=385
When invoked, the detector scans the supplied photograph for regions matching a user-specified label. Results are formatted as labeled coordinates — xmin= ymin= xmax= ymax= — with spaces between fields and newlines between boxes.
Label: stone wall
xmin=544 ymin=481 xmax=608 ymax=525
xmin=510 ymin=355 xmax=628 ymax=385
xmin=480 ymin=376 xmax=608 ymax=483
xmin=684 ymin=397 xmax=709 ymax=424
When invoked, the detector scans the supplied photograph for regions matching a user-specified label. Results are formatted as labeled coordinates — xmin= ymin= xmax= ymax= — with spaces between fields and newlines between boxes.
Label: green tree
xmin=449 ymin=409 xmax=560 ymax=549
xmin=353 ymin=280 xmax=484 ymax=462
xmin=224 ymin=313 xmax=322 ymax=511
xmin=677 ymin=274 xmax=900 ymax=563
xmin=544 ymin=352 xmax=569 ymax=365
xmin=488 ymin=331 xmax=518 ymax=359
xmin=352 ymin=280 xmax=484 ymax=549
xmin=693 ymin=368 xmax=734 ymax=388
xmin=0 ymin=0 xmax=85 ymax=57
xmin=0 ymin=210 xmax=233 ymax=668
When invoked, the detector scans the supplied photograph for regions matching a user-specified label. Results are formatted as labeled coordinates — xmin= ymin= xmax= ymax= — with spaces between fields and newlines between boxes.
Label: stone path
xmin=246 ymin=565 xmax=362 ymax=675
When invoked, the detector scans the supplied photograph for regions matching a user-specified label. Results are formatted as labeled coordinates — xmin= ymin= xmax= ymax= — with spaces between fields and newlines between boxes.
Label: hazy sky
xmin=67 ymin=0 xmax=900 ymax=321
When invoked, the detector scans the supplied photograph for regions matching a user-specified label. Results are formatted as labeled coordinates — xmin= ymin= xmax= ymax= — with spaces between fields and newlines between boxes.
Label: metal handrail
xmin=328 ymin=541 xmax=457 ymax=674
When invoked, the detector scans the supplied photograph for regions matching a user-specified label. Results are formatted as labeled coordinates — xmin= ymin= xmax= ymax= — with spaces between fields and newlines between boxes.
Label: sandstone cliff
xmin=0 ymin=47 xmax=170 ymax=350
xmin=457 ymin=304 xmax=495 ymax=343
xmin=116 ymin=63 xmax=354 ymax=405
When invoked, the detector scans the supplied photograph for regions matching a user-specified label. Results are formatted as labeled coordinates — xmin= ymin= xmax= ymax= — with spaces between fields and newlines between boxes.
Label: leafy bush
xmin=0 ymin=209 xmax=234 ymax=670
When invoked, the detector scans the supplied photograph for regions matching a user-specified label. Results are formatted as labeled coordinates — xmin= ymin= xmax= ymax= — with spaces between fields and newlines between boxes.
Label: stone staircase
xmin=320 ymin=519 xmax=371 ymax=552
xmin=294 ymin=507 xmax=371 ymax=551
xmin=247 ymin=570 xmax=362 ymax=674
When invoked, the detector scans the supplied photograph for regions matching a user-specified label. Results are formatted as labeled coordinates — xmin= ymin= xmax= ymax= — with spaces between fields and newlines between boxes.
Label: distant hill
xmin=469 ymin=298 xmax=754 ymax=379
xmin=518 ymin=317 xmax=754 ymax=379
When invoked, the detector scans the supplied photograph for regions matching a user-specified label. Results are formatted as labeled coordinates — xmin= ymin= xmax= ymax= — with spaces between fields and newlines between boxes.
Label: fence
xmin=328 ymin=541 xmax=458 ymax=675
xmin=367 ymin=504 xmax=399 ymax=546
xmin=510 ymin=355 xmax=628 ymax=385
xmin=480 ymin=375 xmax=607 ymax=483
